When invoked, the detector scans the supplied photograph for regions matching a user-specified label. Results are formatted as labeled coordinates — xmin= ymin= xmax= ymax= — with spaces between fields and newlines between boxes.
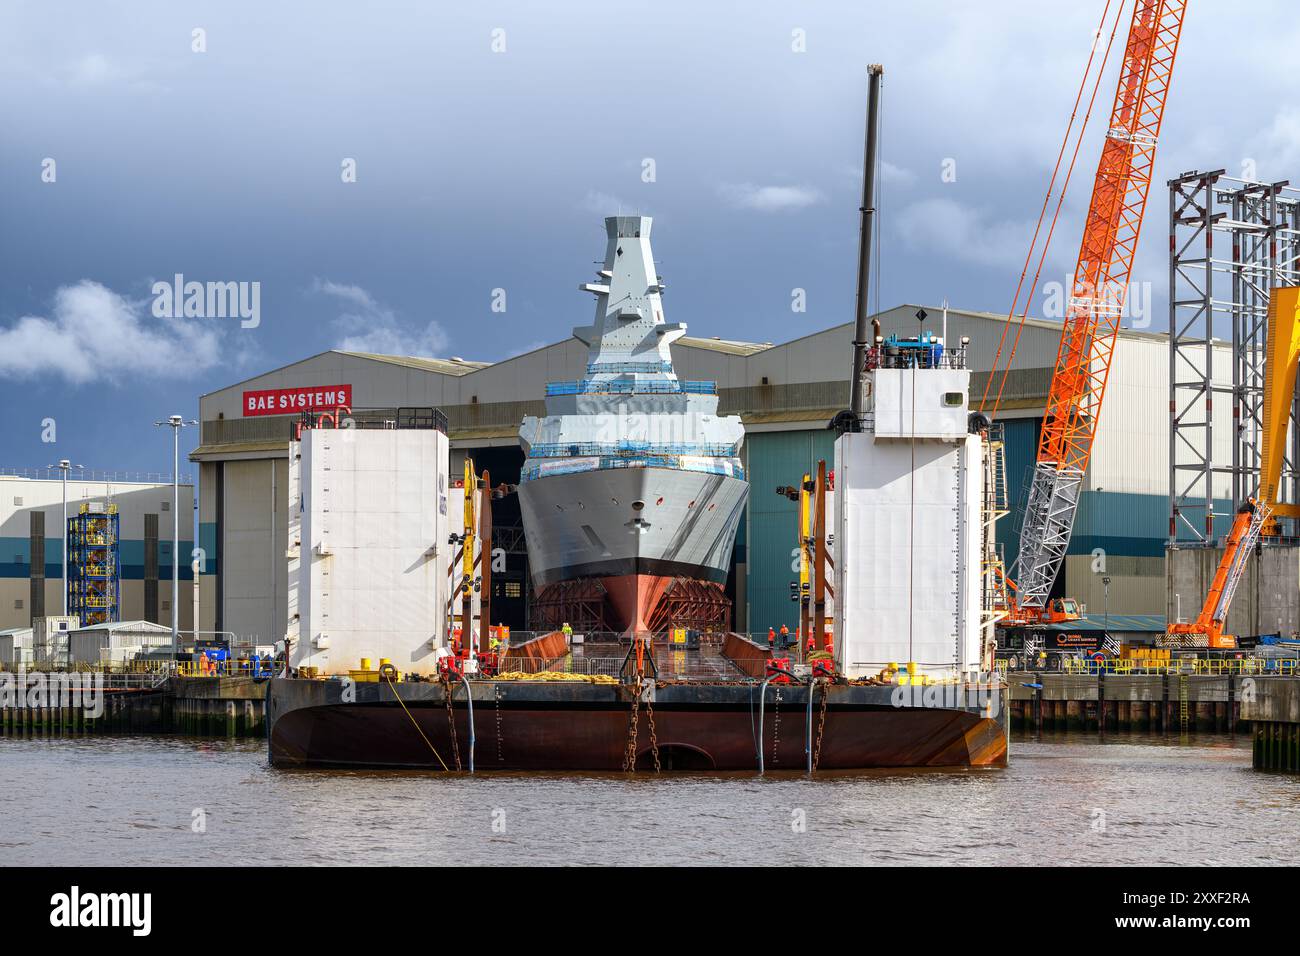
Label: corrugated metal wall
xmin=745 ymin=430 xmax=836 ymax=635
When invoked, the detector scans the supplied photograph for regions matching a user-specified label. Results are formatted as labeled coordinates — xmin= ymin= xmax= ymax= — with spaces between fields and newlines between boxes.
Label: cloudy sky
xmin=3 ymin=0 xmax=1300 ymax=474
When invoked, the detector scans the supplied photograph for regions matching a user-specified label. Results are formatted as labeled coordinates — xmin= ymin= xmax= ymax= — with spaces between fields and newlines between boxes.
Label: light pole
xmin=1102 ymin=575 xmax=1112 ymax=636
xmin=155 ymin=415 xmax=196 ymax=666
xmin=49 ymin=459 xmax=83 ymax=617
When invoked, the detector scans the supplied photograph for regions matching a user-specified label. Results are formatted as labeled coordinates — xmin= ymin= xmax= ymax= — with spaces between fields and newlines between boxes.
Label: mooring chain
xmin=812 ymin=679 xmax=829 ymax=771
xmin=644 ymin=683 xmax=661 ymax=773
xmin=771 ymin=687 xmax=783 ymax=766
xmin=494 ymin=683 xmax=505 ymax=763
xmin=622 ymin=676 xmax=642 ymax=772
xmin=442 ymin=677 xmax=462 ymax=772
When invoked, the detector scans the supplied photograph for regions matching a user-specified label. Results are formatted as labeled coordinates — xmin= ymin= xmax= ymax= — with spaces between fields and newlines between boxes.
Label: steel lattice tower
xmin=1168 ymin=170 xmax=1300 ymax=544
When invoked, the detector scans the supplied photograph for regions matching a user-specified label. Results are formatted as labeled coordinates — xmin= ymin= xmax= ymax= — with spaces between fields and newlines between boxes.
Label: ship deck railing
xmin=521 ymin=456 xmax=744 ymax=482
xmin=585 ymin=360 xmax=673 ymax=375
xmin=527 ymin=440 xmax=739 ymax=459
xmin=544 ymin=380 xmax=716 ymax=397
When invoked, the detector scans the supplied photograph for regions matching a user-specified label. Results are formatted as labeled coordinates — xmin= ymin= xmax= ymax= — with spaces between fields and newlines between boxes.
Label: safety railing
xmin=179 ymin=659 xmax=277 ymax=679
xmin=586 ymin=360 xmax=673 ymax=375
xmin=0 ymin=666 xmax=172 ymax=690
xmin=522 ymin=456 xmax=744 ymax=482
xmin=1061 ymin=657 xmax=1300 ymax=676
xmin=0 ymin=466 xmax=194 ymax=483
xmin=544 ymin=380 xmax=716 ymax=397
xmin=527 ymin=440 xmax=739 ymax=459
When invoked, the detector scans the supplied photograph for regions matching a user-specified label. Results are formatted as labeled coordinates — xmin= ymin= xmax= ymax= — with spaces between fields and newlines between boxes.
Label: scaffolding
xmin=68 ymin=504 xmax=120 ymax=626
xmin=1168 ymin=170 xmax=1300 ymax=544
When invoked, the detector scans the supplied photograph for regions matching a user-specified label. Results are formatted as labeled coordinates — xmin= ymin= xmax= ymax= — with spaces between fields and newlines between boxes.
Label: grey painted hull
xmin=518 ymin=466 xmax=748 ymax=586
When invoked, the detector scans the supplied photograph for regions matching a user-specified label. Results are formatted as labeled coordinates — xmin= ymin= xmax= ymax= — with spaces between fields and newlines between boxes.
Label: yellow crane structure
xmin=1165 ymin=286 xmax=1300 ymax=649
xmin=1259 ymin=287 xmax=1300 ymax=536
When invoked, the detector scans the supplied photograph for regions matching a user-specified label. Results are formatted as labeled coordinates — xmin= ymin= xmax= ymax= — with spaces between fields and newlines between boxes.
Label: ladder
xmin=979 ymin=425 xmax=1012 ymax=664
xmin=1178 ymin=674 xmax=1189 ymax=731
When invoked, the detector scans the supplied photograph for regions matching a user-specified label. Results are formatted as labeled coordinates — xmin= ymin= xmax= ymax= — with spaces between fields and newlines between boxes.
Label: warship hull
xmin=518 ymin=466 xmax=748 ymax=631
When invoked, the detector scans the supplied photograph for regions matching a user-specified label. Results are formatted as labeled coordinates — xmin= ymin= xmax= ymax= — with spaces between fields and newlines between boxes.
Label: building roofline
xmin=198 ymin=349 xmax=491 ymax=399
xmin=199 ymin=302 xmax=1187 ymax=402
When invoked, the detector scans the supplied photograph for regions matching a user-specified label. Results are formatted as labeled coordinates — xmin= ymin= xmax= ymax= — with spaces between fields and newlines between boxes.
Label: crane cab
xmin=1037 ymin=599 xmax=1081 ymax=625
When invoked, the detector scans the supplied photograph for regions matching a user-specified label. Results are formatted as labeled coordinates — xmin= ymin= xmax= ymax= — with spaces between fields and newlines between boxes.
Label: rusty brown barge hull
xmin=267 ymin=678 xmax=1007 ymax=771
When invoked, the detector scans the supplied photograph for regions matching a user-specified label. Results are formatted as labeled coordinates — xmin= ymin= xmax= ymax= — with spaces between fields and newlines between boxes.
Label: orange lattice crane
xmin=984 ymin=0 xmax=1187 ymax=623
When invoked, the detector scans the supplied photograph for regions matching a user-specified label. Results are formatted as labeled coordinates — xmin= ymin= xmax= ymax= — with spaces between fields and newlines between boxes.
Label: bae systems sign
xmin=242 ymin=385 xmax=353 ymax=416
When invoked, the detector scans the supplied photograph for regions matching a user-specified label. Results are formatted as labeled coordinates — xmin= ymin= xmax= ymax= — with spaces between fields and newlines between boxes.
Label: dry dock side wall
xmin=1166 ymin=542 xmax=1300 ymax=639
xmin=1008 ymin=672 xmax=1249 ymax=733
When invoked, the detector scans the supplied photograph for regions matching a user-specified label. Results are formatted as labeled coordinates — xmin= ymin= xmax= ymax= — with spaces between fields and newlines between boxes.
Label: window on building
xmin=13 ymin=599 xmax=22 ymax=610
xmin=13 ymin=497 xmax=22 ymax=506
xmin=161 ymin=600 xmax=170 ymax=612
xmin=14 ymin=553 xmax=23 ymax=565
xmin=161 ymin=501 xmax=170 ymax=511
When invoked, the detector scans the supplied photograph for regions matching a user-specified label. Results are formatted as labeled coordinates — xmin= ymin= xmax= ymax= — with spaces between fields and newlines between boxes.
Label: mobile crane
xmin=981 ymin=0 xmax=1187 ymax=627
xmin=1164 ymin=499 xmax=1269 ymax=649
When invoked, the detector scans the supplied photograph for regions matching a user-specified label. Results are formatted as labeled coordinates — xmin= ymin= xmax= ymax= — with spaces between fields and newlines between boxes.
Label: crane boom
xmin=1013 ymin=0 xmax=1187 ymax=609
xmin=1165 ymin=498 xmax=1269 ymax=649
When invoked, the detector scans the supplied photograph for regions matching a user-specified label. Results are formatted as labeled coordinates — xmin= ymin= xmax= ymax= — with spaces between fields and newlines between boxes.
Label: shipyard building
xmin=192 ymin=304 xmax=1217 ymax=643
xmin=0 ymin=473 xmax=195 ymax=632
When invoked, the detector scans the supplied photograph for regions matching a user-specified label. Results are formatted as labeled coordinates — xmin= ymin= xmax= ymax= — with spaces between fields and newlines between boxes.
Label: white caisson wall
xmin=288 ymin=427 xmax=451 ymax=675
xmin=834 ymin=365 xmax=983 ymax=679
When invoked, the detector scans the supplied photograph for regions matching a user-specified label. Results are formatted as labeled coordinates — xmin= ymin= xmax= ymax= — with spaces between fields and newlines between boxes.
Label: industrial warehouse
xmin=0 ymin=472 xmax=194 ymax=635
xmin=190 ymin=303 xmax=1200 ymax=645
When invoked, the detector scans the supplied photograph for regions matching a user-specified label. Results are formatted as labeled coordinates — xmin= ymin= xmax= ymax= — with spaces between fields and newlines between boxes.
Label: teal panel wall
xmin=998 ymin=417 xmax=1040 ymax=574
xmin=744 ymin=422 xmax=1180 ymax=630
xmin=745 ymin=430 xmax=837 ymax=636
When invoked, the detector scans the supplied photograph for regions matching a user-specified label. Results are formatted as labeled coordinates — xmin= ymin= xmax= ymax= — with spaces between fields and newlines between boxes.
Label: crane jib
xmin=1012 ymin=0 xmax=1187 ymax=610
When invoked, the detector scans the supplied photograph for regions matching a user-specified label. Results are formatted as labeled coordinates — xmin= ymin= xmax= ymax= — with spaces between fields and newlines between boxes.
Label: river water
xmin=3 ymin=732 xmax=1296 ymax=866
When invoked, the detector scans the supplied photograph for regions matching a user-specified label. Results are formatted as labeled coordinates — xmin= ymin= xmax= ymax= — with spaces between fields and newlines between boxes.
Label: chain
xmin=494 ymin=683 xmax=505 ymax=763
xmin=812 ymin=679 xmax=829 ymax=771
xmin=622 ymin=676 xmax=642 ymax=772
xmin=771 ymin=687 xmax=783 ymax=766
xmin=644 ymin=683 xmax=661 ymax=773
xmin=443 ymin=677 xmax=462 ymax=771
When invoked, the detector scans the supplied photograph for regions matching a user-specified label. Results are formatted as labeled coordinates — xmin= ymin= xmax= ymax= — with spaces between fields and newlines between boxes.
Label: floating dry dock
xmin=266 ymin=638 xmax=1008 ymax=772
